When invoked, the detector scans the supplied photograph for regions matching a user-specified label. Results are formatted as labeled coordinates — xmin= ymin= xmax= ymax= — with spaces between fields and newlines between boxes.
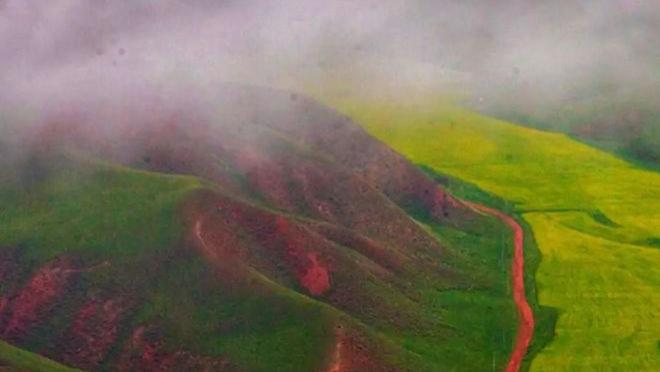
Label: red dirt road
xmin=463 ymin=201 xmax=535 ymax=372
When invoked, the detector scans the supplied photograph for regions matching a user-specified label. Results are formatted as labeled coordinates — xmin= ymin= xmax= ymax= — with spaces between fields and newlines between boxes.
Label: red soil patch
xmin=1 ymin=259 xmax=75 ymax=341
xmin=60 ymin=298 xmax=132 ymax=370
xmin=463 ymin=201 xmax=535 ymax=372
xmin=273 ymin=216 xmax=331 ymax=295
xmin=119 ymin=325 xmax=232 ymax=371
xmin=188 ymin=192 xmax=334 ymax=296
xmin=119 ymin=326 xmax=176 ymax=370
xmin=299 ymin=253 xmax=330 ymax=296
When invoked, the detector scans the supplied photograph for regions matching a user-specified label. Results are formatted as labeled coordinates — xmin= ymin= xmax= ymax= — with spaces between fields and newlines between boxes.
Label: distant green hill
xmin=474 ymin=84 xmax=660 ymax=170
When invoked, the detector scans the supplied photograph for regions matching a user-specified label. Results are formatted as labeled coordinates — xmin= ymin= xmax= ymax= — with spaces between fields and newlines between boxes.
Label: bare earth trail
xmin=463 ymin=201 xmax=535 ymax=372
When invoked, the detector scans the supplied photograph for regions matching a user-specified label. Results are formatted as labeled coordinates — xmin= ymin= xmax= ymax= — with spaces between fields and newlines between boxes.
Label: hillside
xmin=473 ymin=84 xmax=660 ymax=169
xmin=0 ymin=86 xmax=524 ymax=371
xmin=328 ymin=96 xmax=660 ymax=371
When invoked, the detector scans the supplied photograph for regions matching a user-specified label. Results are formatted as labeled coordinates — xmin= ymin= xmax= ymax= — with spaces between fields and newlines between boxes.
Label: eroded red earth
xmin=0 ymin=253 xmax=229 ymax=370
xmin=60 ymin=298 xmax=132 ymax=369
xmin=1 ymin=258 xmax=76 ymax=342
xmin=191 ymin=197 xmax=333 ymax=296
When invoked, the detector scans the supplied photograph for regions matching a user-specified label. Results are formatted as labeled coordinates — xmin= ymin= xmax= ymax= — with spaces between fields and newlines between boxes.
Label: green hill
xmin=0 ymin=86 xmax=528 ymax=371
xmin=475 ymin=85 xmax=660 ymax=169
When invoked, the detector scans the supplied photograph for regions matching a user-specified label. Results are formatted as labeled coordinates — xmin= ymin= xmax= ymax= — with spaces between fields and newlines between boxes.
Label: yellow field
xmin=321 ymin=96 xmax=660 ymax=371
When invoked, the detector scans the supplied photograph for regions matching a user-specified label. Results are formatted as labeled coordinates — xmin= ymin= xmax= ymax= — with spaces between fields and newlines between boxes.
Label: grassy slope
xmin=0 ymin=154 xmax=202 ymax=263
xmin=418 ymin=167 xmax=558 ymax=371
xmin=133 ymin=251 xmax=341 ymax=372
xmin=0 ymin=155 xmax=338 ymax=371
xmin=0 ymin=340 xmax=79 ymax=371
xmin=396 ymin=197 xmax=518 ymax=370
xmin=0 ymin=150 xmax=523 ymax=371
xmin=131 ymin=168 xmax=525 ymax=371
xmin=325 ymin=97 xmax=660 ymax=371
xmin=291 ymin=92 xmax=525 ymax=369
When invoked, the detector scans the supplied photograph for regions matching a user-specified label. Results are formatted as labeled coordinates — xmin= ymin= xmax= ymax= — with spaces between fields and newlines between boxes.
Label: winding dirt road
xmin=463 ymin=201 xmax=535 ymax=372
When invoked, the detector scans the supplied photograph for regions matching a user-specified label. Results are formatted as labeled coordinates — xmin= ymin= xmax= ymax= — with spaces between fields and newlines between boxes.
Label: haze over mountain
xmin=1 ymin=1 xmax=656 ymax=166
xmin=1 ymin=0 xmax=655 ymax=105
xmin=0 ymin=1 xmax=656 ymax=371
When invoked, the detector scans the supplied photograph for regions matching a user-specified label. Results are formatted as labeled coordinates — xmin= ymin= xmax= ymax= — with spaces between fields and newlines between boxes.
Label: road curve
xmin=463 ymin=201 xmax=535 ymax=372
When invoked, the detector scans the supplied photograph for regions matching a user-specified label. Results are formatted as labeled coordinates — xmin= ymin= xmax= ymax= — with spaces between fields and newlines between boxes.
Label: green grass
xmin=0 ymin=339 xmax=79 ymax=371
xmin=324 ymin=96 xmax=660 ymax=371
xmin=397 ymin=208 xmax=518 ymax=370
xmin=0 ymin=154 xmax=202 ymax=264
xmin=134 ymin=255 xmax=337 ymax=372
